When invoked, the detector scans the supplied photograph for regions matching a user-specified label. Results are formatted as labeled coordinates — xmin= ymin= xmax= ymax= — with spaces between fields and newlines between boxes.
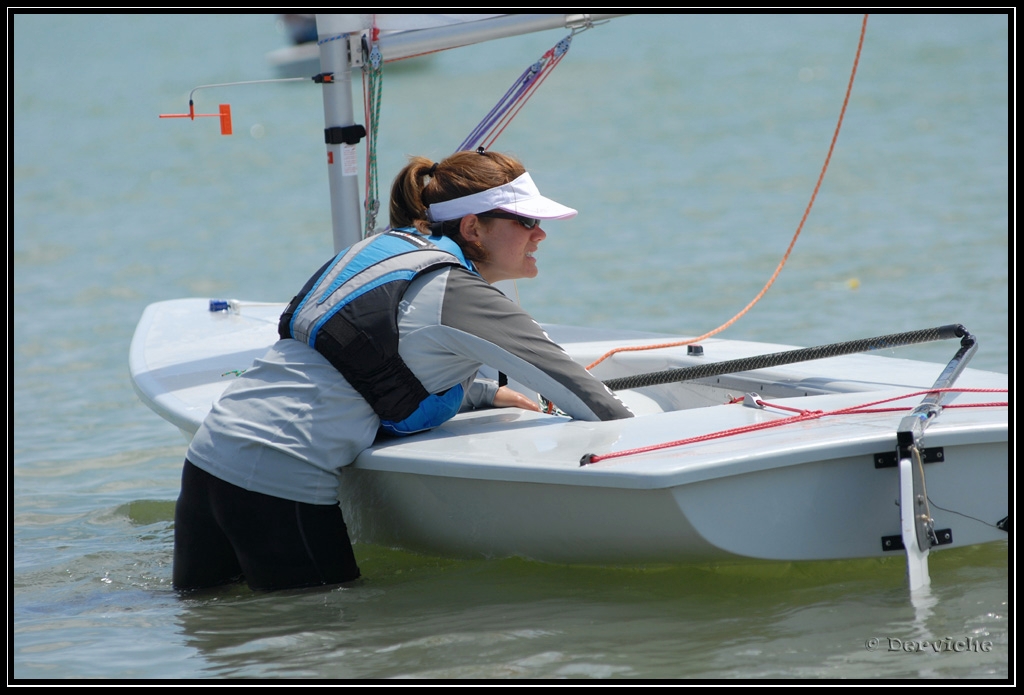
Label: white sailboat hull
xmin=130 ymin=298 xmax=1008 ymax=564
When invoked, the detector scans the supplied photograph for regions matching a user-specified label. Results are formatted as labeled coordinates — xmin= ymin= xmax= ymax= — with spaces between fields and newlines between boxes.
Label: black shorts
xmin=172 ymin=459 xmax=361 ymax=591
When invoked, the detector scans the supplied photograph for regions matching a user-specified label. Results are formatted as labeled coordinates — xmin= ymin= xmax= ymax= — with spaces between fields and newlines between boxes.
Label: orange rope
xmin=587 ymin=14 xmax=870 ymax=371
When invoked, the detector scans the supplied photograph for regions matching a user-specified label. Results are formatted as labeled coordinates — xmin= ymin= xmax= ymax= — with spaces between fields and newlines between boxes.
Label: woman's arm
xmin=432 ymin=270 xmax=633 ymax=421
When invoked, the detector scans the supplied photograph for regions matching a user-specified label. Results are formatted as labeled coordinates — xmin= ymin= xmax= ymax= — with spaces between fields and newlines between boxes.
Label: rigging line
xmin=477 ymin=70 xmax=548 ymax=149
xmin=363 ymin=26 xmax=383 ymax=237
xmin=925 ymin=498 xmax=1006 ymax=530
xmin=499 ymin=43 xmax=568 ymax=122
xmin=481 ymin=49 xmax=568 ymax=151
xmin=458 ymin=34 xmax=574 ymax=153
xmin=752 ymin=388 xmax=1006 ymax=417
xmin=458 ymin=61 xmax=541 ymax=152
xmin=580 ymin=387 xmax=1004 ymax=466
xmin=586 ymin=14 xmax=870 ymax=371
xmin=186 ymin=78 xmax=308 ymax=103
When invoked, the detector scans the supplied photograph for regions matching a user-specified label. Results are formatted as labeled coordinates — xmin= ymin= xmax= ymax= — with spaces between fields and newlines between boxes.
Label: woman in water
xmin=172 ymin=150 xmax=632 ymax=591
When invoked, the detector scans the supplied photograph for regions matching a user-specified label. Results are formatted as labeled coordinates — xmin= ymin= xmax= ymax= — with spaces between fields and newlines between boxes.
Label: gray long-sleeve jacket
xmin=186 ymin=263 xmax=633 ymax=505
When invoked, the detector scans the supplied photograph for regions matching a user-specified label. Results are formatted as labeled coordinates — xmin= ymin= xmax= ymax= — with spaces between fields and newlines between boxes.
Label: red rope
xmin=754 ymin=387 xmax=1006 ymax=416
xmin=581 ymin=387 xmax=1007 ymax=465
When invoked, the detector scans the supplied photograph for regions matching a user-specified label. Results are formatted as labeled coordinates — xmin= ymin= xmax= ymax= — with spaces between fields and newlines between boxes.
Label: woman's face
xmin=466 ymin=215 xmax=547 ymax=285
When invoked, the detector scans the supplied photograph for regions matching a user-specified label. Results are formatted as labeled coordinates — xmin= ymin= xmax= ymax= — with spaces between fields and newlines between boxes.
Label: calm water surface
xmin=13 ymin=13 xmax=1009 ymax=680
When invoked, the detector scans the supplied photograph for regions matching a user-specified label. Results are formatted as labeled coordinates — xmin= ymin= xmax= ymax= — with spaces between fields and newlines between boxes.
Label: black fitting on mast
xmin=325 ymin=124 xmax=366 ymax=145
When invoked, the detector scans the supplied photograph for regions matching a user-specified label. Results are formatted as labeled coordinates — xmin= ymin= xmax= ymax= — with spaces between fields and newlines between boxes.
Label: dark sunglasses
xmin=476 ymin=211 xmax=541 ymax=229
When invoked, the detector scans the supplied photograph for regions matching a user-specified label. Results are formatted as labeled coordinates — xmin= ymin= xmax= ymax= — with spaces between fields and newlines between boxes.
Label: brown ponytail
xmin=388 ymin=151 xmax=527 ymax=262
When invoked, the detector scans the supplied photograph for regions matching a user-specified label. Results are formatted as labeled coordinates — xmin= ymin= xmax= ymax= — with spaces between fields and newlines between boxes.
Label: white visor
xmin=427 ymin=172 xmax=577 ymax=223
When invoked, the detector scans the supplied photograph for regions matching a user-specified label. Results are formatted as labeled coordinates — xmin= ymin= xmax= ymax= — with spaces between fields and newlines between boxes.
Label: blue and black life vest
xmin=278 ymin=229 xmax=468 ymax=435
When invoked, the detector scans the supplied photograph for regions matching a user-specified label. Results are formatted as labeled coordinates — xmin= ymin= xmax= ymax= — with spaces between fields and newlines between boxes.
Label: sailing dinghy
xmin=132 ymin=14 xmax=1008 ymax=592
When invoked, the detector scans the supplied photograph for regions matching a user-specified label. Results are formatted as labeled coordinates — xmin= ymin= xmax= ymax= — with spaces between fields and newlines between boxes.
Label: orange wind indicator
xmin=160 ymin=100 xmax=233 ymax=135
xmin=159 ymin=77 xmax=310 ymax=136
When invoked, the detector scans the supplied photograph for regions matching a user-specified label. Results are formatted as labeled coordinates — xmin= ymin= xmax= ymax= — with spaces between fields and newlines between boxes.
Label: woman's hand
xmin=492 ymin=385 xmax=541 ymax=412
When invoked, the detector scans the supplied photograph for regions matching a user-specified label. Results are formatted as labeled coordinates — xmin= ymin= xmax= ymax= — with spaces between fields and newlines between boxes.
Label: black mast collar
xmin=325 ymin=125 xmax=366 ymax=145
